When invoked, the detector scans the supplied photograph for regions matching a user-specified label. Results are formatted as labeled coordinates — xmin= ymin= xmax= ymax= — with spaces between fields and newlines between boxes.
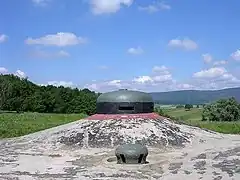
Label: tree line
xmin=1 ymin=74 xmax=240 ymax=122
xmin=0 ymin=75 xmax=98 ymax=115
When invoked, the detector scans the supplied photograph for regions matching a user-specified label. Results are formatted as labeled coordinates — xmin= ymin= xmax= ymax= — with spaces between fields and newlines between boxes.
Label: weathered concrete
xmin=59 ymin=117 xmax=192 ymax=148
xmin=0 ymin=117 xmax=239 ymax=180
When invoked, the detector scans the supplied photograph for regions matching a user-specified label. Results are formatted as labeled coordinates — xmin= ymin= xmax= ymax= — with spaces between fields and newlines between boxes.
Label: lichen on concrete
xmin=0 ymin=117 xmax=239 ymax=180
xmin=58 ymin=117 xmax=192 ymax=148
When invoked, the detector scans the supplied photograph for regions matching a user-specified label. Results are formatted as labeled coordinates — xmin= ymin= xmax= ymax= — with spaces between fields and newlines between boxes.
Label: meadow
xmin=0 ymin=107 xmax=240 ymax=139
xmin=162 ymin=108 xmax=240 ymax=134
xmin=0 ymin=112 xmax=87 ymax=138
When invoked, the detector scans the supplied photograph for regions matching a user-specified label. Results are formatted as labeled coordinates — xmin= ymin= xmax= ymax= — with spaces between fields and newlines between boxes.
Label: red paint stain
xmin=86 ymin=113 xmax=160 ymax=120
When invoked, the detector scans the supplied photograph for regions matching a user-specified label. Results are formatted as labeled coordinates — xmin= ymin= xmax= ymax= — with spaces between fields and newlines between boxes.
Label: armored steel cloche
xmin=96 ymin=89 xmax=154 ymax=114
xmin=115 ymin=144 xmax=148 ymax=164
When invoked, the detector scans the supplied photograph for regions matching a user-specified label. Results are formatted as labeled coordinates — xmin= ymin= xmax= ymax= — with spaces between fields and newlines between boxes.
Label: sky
xmin=0 ymin=0 xmax=240 ymax=93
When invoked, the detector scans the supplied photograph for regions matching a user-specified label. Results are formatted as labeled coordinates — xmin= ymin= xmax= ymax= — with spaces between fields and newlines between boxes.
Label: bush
xmin=154 ymin=107 xmax=165 ymax=116
xmin=176 ymin=105 xmax=184 ymax=108
xmin=185 ymin=104 xmax=193 ymax=110
xmin=154 ymin=107 xmax=176 ymax=119
xmin=202 ymin=97 xmax=240 ymax=122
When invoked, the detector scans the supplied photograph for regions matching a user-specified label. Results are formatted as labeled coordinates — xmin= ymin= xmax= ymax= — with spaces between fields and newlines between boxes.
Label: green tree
xmin=0 ymin=74 xmax=98 ymax=115
xmin=202 ymin=97 xmax=240 ymax=122
xmin=0 ymin=76 xmax=13 ymax=110
xmin=185 ymin=104 xmax=193 ymax=111
xmin=176 ymin=105 xmax=184 ymax=108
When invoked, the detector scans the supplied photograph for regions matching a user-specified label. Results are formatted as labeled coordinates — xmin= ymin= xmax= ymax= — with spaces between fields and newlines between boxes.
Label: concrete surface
xmin=0 ymin=117 xmax=239 ymax=180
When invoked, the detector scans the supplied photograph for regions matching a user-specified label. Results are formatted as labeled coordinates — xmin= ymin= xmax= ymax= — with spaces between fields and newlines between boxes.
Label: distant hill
xmin=150 ymin=87 xmax=240 ymax=105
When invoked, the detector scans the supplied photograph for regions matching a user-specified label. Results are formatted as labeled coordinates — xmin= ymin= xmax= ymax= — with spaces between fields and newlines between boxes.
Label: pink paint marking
xmin=86 ymin=113 xmax=160 ymax=120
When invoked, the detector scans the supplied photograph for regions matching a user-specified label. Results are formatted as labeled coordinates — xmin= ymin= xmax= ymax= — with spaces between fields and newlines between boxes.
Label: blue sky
xmin=0 ymin=0 xmax=240 ymax=92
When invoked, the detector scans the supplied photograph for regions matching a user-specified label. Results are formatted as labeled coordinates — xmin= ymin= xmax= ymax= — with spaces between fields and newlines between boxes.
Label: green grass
xmin=0 ymin=112 xmax=87 ymax=138
xmin=162 ymin=108 xmax=240 ymax=134
xmin=1 ymin=108 xmax=240 ymax=139
xmin=163 ymin=108 xmax=203 ymax=121
xmin=187 ymin=121 xmax=240 ymax=134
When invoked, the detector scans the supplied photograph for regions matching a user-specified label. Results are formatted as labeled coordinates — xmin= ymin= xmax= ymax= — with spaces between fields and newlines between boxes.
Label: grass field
xmin=163 ymin=108 xmax=203 ymax=121
xmin=0 ymin=112 xmax=87 ymax=138
xmin=162 ymin=108 xmax=240 ymax=134
xmin=0 ymin=108 xmax=240 ymax=139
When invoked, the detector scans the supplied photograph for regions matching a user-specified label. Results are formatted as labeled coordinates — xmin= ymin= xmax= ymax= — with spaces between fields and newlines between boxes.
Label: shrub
xmin=185 ymin=104 xmax=193 ymax=110
xmin=202 ymin=97 xmax=240 ymax=122
xmin=176 ymin=105 xmax=184 ymax=108
xmin=154 ymin=107 xmax=165 ymax=116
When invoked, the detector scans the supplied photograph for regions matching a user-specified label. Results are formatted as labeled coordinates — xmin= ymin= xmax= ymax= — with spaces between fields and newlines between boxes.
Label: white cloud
xmin=15 ymin=70 xmax=27 ymax=79
xmin=46 ymin=81 xmax=74 ymax=87
xmin=0 ymin=34 xmax=8 ymax=43
xmin=192 ymin=67 xmax=240 ymax=89
xmin=127 ymin=46 xmax=144 ymax=55
xmin=133 ymin=65 xmax=173 ymax=85
xmin=202 ymin=53 xmax=213 ymax=64
xmin=90 ymin=0 xmax=133 ymax=15
xmin=176 ymin=67 xmax=240 ymax=90
xmin=152 ymin=65 xmax=169 ymax=74
xmin=158 ymin=2 xmax=171 ymax=10
xmin=133 ymin=76 xmax=153 ymax=84
xmin=98 ymin=65 xmax=109 ymax=70
xmin=168 ymin=38 xmax=198 ymax=50
xmin=133 ymin=74 xmax=173 ymax=85
xmin=84 ymin=79 xmax=131 ymax=92
xmin=139 ymin=5 xmax=158 ymax=13
xmin=86 ymin=83 xmax=99 ymax=91
xmin=85 ymin=65 xmax=175 ymax=92
xmin=201 ymin=53 xmax=227 ymax=66
xmin=193 ymin=67 xmax=227 ymax=79
xmin=107 ymin=79 xmax=123 ymax=88
xmin=29 ymin=49 xmax=70 ymax=59
xmin=85 ymin=75 xmax=175 ymax=92
xmin=231 ymin=49 xmax=240 ymax=61
xmin=152 ymin=74 xmax=172 ymax=82
xmin=84 ymin=65 xmax=240 ymax=92
xmin=58 ymin=50 xmax=70 ymax=57
xmin=138 ymin=2 xmax=171 ymax=13
xmin=0 ymin=67 xmax=8 ymax=74
xmin=32 ymin=0 xmax=50 ymax=6
xmin=0 ymin=67 xmax=27 ymax=79
xmin=202 ymin=53 xmax=227 ymax=66
xmin=25 ymin=32 xmax=87 ymax=47
xmin=176 ymin=83 xmax=195 ymax=90
xmin=213 ymin=60 xmax=227 ymax=66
